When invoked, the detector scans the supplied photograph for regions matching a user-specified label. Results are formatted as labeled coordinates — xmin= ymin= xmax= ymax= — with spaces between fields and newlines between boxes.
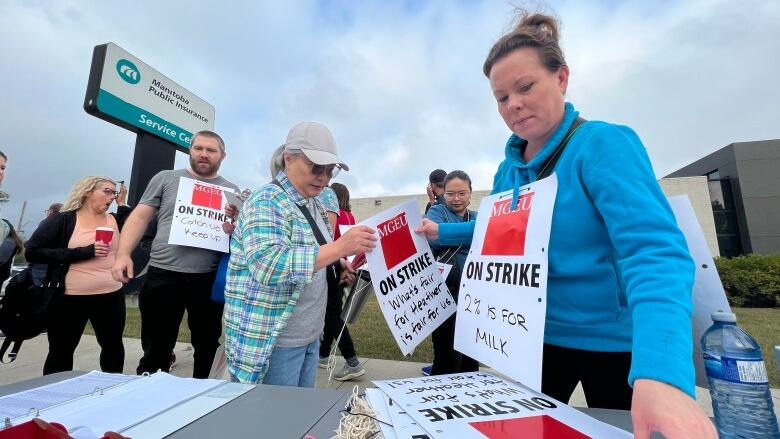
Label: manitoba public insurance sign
xmin=84 ymin=42 xmax=215 ymax=150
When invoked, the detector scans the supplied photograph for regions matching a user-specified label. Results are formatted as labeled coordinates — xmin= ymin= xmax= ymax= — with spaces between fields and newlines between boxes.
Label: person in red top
xmin=318 ymin=182 xmax=364 ymax=380
xmin=331 ymin=183 xmax=355 ymax=240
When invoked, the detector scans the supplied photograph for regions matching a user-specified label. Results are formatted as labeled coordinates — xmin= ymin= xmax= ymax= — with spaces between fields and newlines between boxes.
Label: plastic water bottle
xmin=701 ymin=310 xmax=780 ymax=438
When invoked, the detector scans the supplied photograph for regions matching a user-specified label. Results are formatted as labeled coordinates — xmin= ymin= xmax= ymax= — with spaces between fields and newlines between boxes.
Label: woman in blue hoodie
xmin=417 ymin=10 xmax=715 ymax=439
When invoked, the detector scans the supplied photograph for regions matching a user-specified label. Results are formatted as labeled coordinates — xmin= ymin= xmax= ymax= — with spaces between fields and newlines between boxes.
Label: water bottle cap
xmin=711 ymin=310 xmax=737 ymax=323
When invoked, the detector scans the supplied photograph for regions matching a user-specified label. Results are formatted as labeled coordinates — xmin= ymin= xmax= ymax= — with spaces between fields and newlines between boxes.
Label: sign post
xmin=128 ymin=132 xmax=176 ymax=207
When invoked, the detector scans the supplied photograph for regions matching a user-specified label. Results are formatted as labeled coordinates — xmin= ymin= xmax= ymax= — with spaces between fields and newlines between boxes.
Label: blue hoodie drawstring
xmin=510 ymin=167 xmax=538 ymax=211
xmin=511 ymin=170 xmax=520 ymax=211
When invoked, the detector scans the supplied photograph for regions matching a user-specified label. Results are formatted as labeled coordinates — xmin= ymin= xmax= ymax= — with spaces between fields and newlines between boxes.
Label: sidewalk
xmin=2 ymin=334 xmax=779 ymax=419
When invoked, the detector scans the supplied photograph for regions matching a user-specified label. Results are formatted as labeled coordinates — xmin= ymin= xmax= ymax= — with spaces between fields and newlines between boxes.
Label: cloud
xmin=1 ymin=0 xmax=778 ymax=237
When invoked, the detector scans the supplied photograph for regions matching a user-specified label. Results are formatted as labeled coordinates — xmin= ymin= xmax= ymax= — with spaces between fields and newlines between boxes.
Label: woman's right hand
xmin=337 ymin=225 xmax=377 ymax=257
xmin=415 ymin=218 xmax=439 ymax=241
xmin=94 ymin=242 xmax=109 ymax=257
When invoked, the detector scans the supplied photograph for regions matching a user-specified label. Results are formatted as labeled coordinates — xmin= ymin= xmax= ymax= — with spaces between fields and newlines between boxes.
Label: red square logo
xmin=377 ymin=213 xmax=417 ymax=269
xmin=191 ymin=183 xmax=223 ymax=210
xmin=470 ymin=415 xmax=591 ymax=439
xmin=481 ymin=192 xmax=535 ymax=256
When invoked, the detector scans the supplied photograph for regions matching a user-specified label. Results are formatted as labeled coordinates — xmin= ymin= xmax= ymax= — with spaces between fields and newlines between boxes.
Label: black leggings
xmin=320 ymin=274 xmax=357 ymax=361
xmin=44 ymin=289 xmax=126 ymax=375
xmin=430 ymin=311 xmax=479 ymax=375
xmin=541 ymin=343 xmax=633 ymax=409
xmin=431 ymin=282 xmax=478 ymax=375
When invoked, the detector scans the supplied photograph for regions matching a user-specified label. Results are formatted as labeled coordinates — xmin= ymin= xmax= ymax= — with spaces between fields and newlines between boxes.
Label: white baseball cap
xmin=284 ymin=122 xmax=349 ymax=171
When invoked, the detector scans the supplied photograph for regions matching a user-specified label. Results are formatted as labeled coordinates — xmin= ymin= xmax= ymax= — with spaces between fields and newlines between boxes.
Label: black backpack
xmin=0 ymin=264 xmax=64 ymax=363
xmin=0 ymin=233 xmax=19 ymax=285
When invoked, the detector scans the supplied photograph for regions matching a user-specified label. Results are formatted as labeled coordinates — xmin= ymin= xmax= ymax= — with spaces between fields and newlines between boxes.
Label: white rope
xmin=329 ymin=385 xmax=381 ymax=439
xmin=325 ymin=280 xmax=372 ymax=387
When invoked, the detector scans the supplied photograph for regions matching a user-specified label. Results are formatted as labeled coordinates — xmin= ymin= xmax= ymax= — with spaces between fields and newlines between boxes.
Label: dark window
xmin=706 ymin=170 xmax=720 ymax=181
xmin=708 ymin=178 xmax=743 ymax=257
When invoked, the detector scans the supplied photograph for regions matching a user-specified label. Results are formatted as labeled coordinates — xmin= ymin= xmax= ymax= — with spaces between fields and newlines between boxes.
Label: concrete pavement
xmin=2 ymin=334 xmax=779 ymax=419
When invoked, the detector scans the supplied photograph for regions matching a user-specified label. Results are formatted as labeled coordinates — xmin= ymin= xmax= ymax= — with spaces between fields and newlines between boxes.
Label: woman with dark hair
xmin=417 ymin=10 xmax=715 ymax=438
xmin=330 ymin=183 xmax=355 ymax=240
xmin=25 ymin=176 xmax=130 ymax=374
xmin=425 ymin=170 xmax=479 ymax=375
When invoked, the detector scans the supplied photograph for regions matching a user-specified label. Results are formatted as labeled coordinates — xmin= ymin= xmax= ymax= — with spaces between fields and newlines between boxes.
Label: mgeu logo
xmin=377 ymin=212 xmax=417 ymax=269
xmin=116 ymin=59 xmax=141 ymax=84
xmin=481 ymin=192 xmax=535 ymax=256
xmin=191 ymin=183 xmax=223 ymax=210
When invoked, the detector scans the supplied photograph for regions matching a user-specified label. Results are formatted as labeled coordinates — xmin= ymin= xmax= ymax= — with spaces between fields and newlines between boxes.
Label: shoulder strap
xmin=271 ymin=180 xmax=340 ymax=280
xmin=271 ymin=180 xmax=328 ymax=246
xmin=538 ymin=116 xmax=587 ymax=180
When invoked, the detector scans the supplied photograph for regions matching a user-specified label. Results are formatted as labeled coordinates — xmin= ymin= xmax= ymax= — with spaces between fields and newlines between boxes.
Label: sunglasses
xmin=301 ymin=156 xmax=342 ymax=178
xmin=100 ymin=188 xmax=120 ymax=197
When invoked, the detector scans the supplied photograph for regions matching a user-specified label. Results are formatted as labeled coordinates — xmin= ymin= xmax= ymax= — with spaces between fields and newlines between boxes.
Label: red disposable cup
xmin=95 ymin=227 xmax=114 ymax=245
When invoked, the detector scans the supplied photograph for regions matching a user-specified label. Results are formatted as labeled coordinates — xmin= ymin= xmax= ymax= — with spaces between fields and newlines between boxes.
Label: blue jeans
xmin=262 ymin=339 xmax=320 ymax=388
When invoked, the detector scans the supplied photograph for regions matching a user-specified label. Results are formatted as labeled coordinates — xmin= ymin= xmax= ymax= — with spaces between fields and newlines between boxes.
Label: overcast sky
xmin=1 ymin=0 xmax=778 ymax=236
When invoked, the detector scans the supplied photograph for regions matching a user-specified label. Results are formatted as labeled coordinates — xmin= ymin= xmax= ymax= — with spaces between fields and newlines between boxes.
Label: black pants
xmin=431 ymin=283 xmax=478 ymax=375
xmin=136 ymin=267 xmax=223 ymax=379
xmin=319 ymin=274 xmax=357 ymax=361
xmin=541 ymin=343 xmax=633 ymax=409
xmin=44 ymin=290 xmax=126 ymax=375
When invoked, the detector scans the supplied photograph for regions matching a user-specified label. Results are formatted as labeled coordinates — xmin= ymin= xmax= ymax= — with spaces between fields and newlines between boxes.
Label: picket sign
xmin=454 ymin=175 xmax=557 ymax=391
xmin=360 ymin=199 xmax=456 ymax=355
xmin=373 ymin=372 xmax=632 ymax=438
xmin=168 ymin=177 xmax=233 ymax=253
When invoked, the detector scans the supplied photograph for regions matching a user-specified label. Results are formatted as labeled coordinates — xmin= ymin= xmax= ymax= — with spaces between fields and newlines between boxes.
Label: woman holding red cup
xmin=26 ymin=177 xmax=131 ymax=374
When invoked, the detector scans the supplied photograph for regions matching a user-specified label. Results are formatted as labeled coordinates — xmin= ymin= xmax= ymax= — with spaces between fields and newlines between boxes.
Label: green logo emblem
xmin=116 ymin=59 xmax=141 ymax=84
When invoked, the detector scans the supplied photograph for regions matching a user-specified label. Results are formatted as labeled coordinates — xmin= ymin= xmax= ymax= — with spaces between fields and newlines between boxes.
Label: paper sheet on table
xmin=0 ymin=371 xmax=138 ymax=421
xmin=18 ymin=373 xmax=226 ymax=435
xmin=123 ymin=382 xmax=254 ymax=438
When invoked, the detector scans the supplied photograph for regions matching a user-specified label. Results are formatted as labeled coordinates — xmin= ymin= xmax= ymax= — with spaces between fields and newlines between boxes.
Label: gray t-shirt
xmin=140 ymin=168 xmax=239 ymax=273
xmin=276 ymin=199 xmax=331 ymax=347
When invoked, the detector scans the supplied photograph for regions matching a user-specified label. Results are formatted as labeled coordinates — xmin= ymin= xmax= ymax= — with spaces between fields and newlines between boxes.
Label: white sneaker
xmin=333 ymin=362 xmax=365 ymax=381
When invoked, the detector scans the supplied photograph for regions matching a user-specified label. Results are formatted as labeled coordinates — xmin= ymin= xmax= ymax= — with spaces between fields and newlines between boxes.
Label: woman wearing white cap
xmin=223 ymin=122 xmax=376 ymax=387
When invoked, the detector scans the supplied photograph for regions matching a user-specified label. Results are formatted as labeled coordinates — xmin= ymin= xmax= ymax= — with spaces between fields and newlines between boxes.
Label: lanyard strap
xmin=537 ymin=116 xmax=587 ymax=180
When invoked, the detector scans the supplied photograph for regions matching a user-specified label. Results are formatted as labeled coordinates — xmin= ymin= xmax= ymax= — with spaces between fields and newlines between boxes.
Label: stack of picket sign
xmin=362 ymin=372 xmax=633 ymax=439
